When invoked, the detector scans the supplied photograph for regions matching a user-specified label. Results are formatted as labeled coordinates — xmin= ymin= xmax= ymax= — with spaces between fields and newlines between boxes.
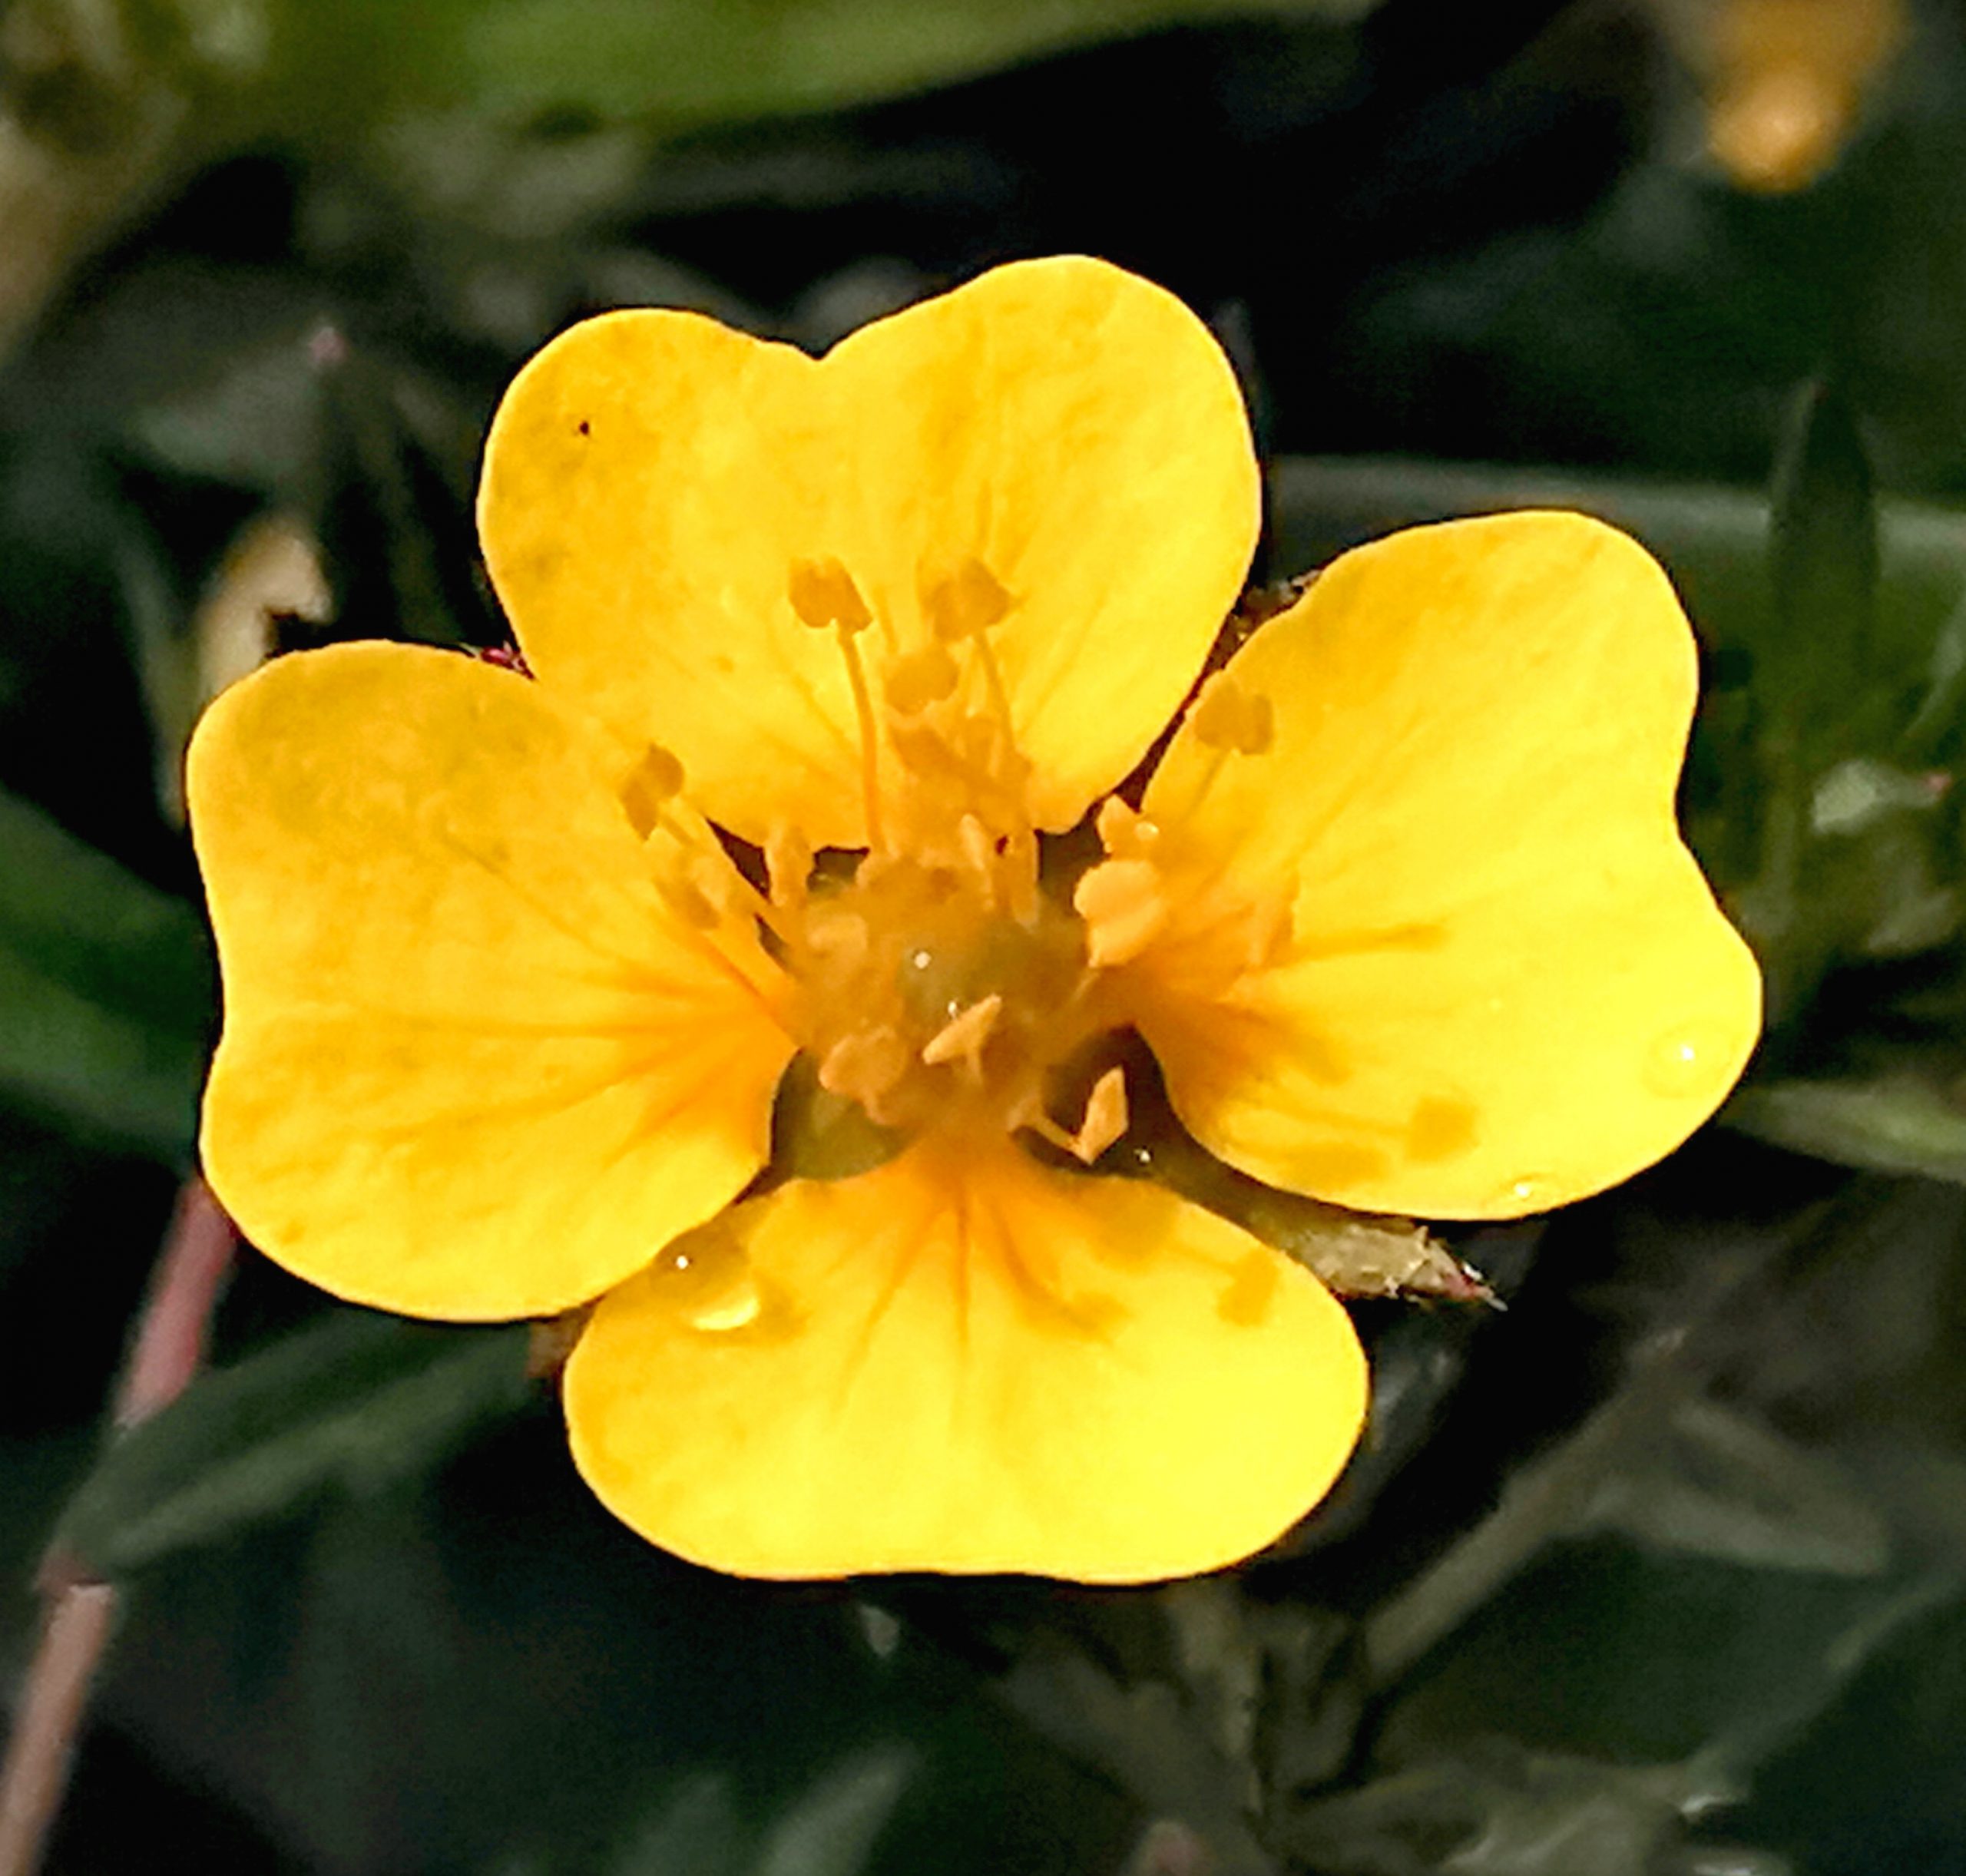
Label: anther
xmin=882 ymin=644 xmax=960 ymax=716
xmin=922 ymin=557 xmax=1013 ymax=643
xmin=803 ymin=908 xmax=870 ymax=962
xmin=819 ymin=1027 xmax=911 ymax=1113
xmin=621 ymin=743 xmax=687 ymax=839
xmin=951 ymin=715 xmax=1000 ymax=773
xmin=889 ymin=719 xmax=960 ymax=781
xmin=1074 ymin=858 xmax=1172 ymax=968
xmin=1070 ymin=1067 xmax=1129 ymax=1163
xmin=921 ymin=992 xmax=1004 ymax=1077
xmin=1094 ymin=795 xmax=1160 ymax=859
xmin=1190 ymin=673 xmax=1275 ymax=756
xmin=789 ymin=557 xmax=872 ymax=635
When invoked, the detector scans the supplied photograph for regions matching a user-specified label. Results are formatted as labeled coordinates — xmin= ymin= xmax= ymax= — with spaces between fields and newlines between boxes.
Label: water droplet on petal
xmin=1493 ymin=1173 xmax=1555 ymax=1213
xmin=650 ymin=1219 xmax=761 ymax=1333
xmin=1643 ymin=1025 xmax=1728 ymax=1099
xmin=687 ymin=1272 xmax=761 ymax=1334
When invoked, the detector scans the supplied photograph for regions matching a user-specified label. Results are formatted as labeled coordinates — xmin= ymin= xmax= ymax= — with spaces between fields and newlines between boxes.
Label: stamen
xmin=957 ymin=814 xmax=999 ymax=908
xmin=616 ymin=744 xmax=788 ymax=942
xmin=789 ymin=558 xmax=885 ymax=852
xmin=803 ymin=908 xmax=870 ymax=961
xmin=958 ymin=626 xmax=1041 ymax=921
xmin=819 ymin=1027 xmax=911 ymax=1116
xmin=1074 ymin=857 xmax=1171 ymax=968
xmin=1190 ymin=673 xmax=1274 ymax=756
xmin=921 ymin=557 xmax=1013 ymax=642
xmin=920 ymin=991 xmax=1004 ymax=1079
xmin=836 ymin=627 xmax=885 ymax=855
xmin=1172 ymin=673 xmax=1275 ymax=821
xmin=883 ymin=644 xmax=960 ymax=716
xmin=656 ymin=875 xmax=721 ymax=931
xmin=1179 ymin=746 xmax=1231 ymax=821
xmin=1020 ymin=1107 xmax=1078 ymax=1156
xmin=1071 ymin=1067 xmax=1129 ymax=1163
xmin=1094 ymin=795 xmax=1160 ymax=859
xmin=968 ymin=629 xmax=1019 ymax=769
xmin=1014 ymin=1067 xmax=1127 ymax=1163
xmin=621 ymin=743 xmax=687 ymax=839
xmin=1244 ymin=891 xmax=1296 ymax=971
xmin=889 ymin=719 xmax=961 ymax=781
xmin=639 ymin=796 xmax=795 ymax=943
xmin=1242 ymin=693 xmax=1275 ymax=755
xmin=1000 ymin=829 xmax=1040 ymax=927
xmin=765 ymin=820 xmax=813 ymax=911
xmin=788 ymin=557 xmax=872 ymax=634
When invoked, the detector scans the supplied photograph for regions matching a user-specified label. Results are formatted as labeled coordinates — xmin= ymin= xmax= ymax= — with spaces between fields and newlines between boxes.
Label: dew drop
xmin=650 ymin=1221 xmax=761 ymax=1333
xmin=687 ymin=1272 xmax=761 ymax=1334
xmin=1494 ymin=1173 xmax=1555 ymax=1213
xmin=1643 ymin=1025 xmax=1726 ymax=1099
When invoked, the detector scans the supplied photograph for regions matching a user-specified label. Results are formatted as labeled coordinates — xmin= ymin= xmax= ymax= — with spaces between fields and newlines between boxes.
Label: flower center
xmin=625 ymin=553 xmax=1286 ymax=1166
xmin=786 ymin=849 xmax=1114 ymax=1146
xmin=773 ymin=553 xmax=1133 ymax=1155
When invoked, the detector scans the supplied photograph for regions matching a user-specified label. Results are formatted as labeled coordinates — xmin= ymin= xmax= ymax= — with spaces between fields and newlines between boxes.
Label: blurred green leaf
xmin=752 ymin=1746 xmax=915 ymax=1876
xmin=343 ymin=0 xmax=1380 ymax=131
xmin=58 ymin=1311 xmax=532 ymax=1576
xmin=0 ymin=785 xmax=210 ymax=1155
xmin=608 ymin=1773 xmax=751 ymax=1876
xmin=25 ymin=0 xmax=1386 ymax=164
xmin=1766 ymin=381 xmax=1879 ymax=749
xmin=1266 ymin=456 xmax=1966 ymax=745
xmin=1727 ymin=1074 xmax=1966 ymax=1183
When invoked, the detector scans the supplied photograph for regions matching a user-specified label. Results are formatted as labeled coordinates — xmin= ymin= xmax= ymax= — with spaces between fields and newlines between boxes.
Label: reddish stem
xmin=0 ymin=1176 xmax=236 ymax=1876
xmin=111 ymin=1180 xmax=234 ymax=1431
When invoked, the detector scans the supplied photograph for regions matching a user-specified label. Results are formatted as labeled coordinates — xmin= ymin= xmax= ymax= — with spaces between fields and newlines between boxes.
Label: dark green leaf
xmin=329 ymin=0 xmax=1381 ymax=132
xmin=750 ymin=1746 xmax=915 ymax=1876
xmin=58 ymin=1312 xmax=534 ymax=1576
xmin=1266 ymin=455 xmax=1966 ymax=734
xmin=1726 ymin=1074 xmax=1966 ymax=1183
xmin=0 ymin=786 xmax=211 ymax=1155
xmin=1766 ymin=380 xmax=1880 ymax=749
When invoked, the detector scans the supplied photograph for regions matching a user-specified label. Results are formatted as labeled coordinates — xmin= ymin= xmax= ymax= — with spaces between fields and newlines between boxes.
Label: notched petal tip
xmin=1130 ymin=510 xmax=1762 ymax=1223
xmin=477 ymin=256 xmax=1262 ymax=849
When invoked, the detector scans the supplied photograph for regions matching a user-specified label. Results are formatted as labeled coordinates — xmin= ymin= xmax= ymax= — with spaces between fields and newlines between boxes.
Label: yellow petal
xmin=1134 ymin=511 xmax=1762 ymax=1220
xmin=822 ymin=257 xmax=1260 ymax=831
xmin=478 ymin=257 xmax=1258 ymax=845
xmin=189 ymin=643 xmax=796 ymax=1319
xmin=564 ymin=1138 xmax=1365 ymax=1581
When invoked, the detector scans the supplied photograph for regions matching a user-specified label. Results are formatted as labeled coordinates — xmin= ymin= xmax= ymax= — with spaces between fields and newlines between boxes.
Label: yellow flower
xmin=187 ymin=257 xmax=1761 ymax=1583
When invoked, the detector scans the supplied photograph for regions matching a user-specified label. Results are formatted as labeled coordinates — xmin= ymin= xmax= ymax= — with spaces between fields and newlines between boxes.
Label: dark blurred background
xmin=5 ymin=2 xmax=1966 ymax=1871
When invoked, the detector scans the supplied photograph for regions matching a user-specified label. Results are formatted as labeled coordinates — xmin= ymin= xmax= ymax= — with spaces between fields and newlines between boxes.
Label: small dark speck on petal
xmin=577 ymin=419 xmax=591 ymax=436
